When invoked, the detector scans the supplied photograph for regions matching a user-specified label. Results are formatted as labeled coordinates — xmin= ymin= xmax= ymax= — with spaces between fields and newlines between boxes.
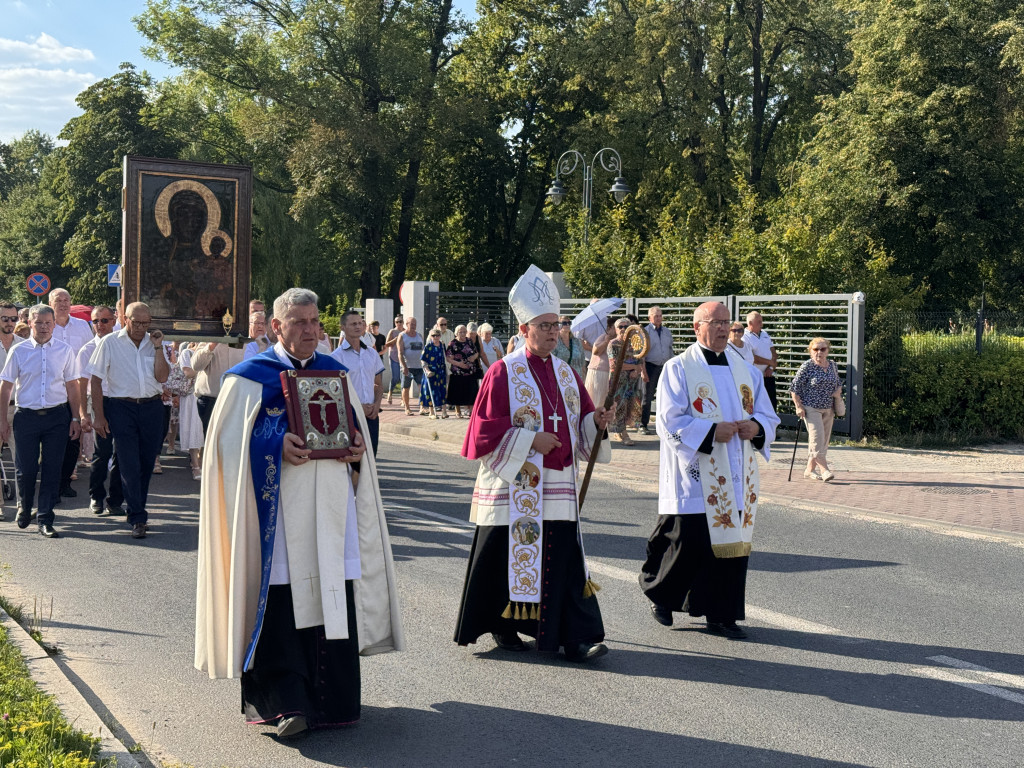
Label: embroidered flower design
xmin=718 ymin=475 xmax=727 ymax=485
xmin=707 ymin=493 xmax=718 ymax=506
xmin=748 ymin=491 xmax=757 ymax=506
xmin=743 ymin=511 xmax=755 ymax=528
xmin=713 ymin=512 xmax=736 ymax=529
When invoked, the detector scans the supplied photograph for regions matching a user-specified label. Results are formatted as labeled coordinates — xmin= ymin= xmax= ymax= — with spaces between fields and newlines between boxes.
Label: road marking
xmin=385 ymin=503 xmax=843 ymax=636
xmin=911 ymin=665 xmax=1024 ymax=706
xmin=927 ymin=655 xmax=1024 ymax=690
xmin=386 ymin=502 xmax=1024 ymax=707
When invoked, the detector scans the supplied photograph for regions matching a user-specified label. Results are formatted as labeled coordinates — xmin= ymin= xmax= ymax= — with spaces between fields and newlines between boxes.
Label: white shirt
xmin=480 ymin=337 xmax=504 ymax=369
xmin=0 ymin=335 xmax=26 ymax=376
xmin=51 ymin=315 xmax=94 ymax=355
xmin=243 ymin=336 xmax=271 ymax=360
xmin=268 ymin=340 xmax=361 ymax=585
xmin=331 ymin=338 xmax=385 ymax=407
xmin=742 ymin=329 xmax=775 ymax=373
xmin=76 ymin=336 xmax=111 ymax=396
xmin=89 ymin=329 xmax=163 ymax=399
xmin=728 ymin=340 xmax=755 ymax=366
xmin=0 ymin=336 xmax=77 ymax=409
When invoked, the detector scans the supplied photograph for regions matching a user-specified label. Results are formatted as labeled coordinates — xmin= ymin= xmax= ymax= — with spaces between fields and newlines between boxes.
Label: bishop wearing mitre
xmin=454 ymin=265 xmax=614 ymax=663
xmin=194 ymin=288 xmax=404 ymax=739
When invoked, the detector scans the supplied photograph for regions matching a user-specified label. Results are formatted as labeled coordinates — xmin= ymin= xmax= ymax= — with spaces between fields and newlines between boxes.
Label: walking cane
xmin=578 ymin=324 xmax=650 ymax=508
xmin=787 ymin=417 xmax=804 ymax=482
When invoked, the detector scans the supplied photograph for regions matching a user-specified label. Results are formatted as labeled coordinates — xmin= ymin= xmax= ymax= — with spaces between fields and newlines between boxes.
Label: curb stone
xmin=0 ymin=606 xmax=141 ymax=768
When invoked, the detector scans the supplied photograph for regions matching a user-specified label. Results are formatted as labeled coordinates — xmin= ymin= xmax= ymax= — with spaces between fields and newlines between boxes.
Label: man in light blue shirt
xmin=332 ymin=310 xmax=385 ymax=455
xmin=640 ymin=306 xmax=674 ymax=435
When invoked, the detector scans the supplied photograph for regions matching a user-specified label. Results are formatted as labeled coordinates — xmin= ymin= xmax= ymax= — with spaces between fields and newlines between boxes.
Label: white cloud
xmin=0 ymin=32 xmax=94 ymax=64
xmin=0 ymin=66 xmax=94 ymax=141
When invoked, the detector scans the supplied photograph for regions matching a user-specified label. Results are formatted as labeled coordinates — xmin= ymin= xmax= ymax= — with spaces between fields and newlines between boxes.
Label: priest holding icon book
xmin=195 ymin=288 xmax=404 ymax=740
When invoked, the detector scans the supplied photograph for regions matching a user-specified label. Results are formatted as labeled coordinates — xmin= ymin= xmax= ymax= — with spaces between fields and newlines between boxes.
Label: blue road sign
xmin=107 ymin=264 xmax=122 ymax=287
xmin=26 ymin=272 xmax=50 ymax=296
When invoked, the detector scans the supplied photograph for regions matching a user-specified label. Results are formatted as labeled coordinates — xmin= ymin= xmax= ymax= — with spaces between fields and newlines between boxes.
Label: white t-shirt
xmin=742 ymin=329 xmax=774 ymax=373
xmin=480 ymin=337 xmax=504 ymax=369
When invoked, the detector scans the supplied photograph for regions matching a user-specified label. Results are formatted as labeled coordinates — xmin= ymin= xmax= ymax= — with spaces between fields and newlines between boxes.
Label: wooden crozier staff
xmin=577 ymin=324 xmax=650 ymax=507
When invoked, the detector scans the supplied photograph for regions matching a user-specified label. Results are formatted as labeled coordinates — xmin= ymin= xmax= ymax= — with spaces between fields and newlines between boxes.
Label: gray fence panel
xmin=432 ymin=287 xmax=517 ymax=341
xmin=736 ymin=294 xmax=859 ymax=438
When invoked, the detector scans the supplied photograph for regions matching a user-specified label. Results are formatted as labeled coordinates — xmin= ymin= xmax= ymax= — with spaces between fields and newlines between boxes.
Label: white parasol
xmin=570 ymin=297 xmax=624 ymax=340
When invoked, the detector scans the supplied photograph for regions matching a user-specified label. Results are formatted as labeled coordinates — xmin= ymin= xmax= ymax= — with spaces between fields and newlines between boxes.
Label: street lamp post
xmin=545 ymin=147 xmax=631 ymax=246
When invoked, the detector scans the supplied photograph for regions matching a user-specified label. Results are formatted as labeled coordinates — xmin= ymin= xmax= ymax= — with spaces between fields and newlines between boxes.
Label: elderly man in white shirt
xmin=77 ymin=305 xmax=124 ymax=517
xmin=243 ymin=311 xmax=271 ymax=360
xmin=90 ymin=302 xmax=169 ymax=540
xmin=640 ymin=305 xmax=675 ymax=435
xmin=742 ymin=311 xmax=779 ymax=410
xmin=48 ymin=288 xmax=94 ymax=499
xmin=331 ymin=310 xmax=385 ymax=455
xmin=0 ymin=305 xmax=82 ymax=537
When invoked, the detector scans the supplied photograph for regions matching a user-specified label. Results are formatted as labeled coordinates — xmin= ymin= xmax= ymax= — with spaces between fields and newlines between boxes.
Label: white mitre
xmin=509 ymin=264 xmax=560 ymax=324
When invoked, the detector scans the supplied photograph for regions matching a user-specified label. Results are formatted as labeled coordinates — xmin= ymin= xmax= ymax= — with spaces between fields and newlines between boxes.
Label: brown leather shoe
xmin=131 ymin=523 xmax=147 ymax=539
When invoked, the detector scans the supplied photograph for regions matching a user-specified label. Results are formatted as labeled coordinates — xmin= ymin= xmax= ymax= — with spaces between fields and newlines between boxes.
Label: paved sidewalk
xmin=378 ymin=402 xmax=1024 ymax=538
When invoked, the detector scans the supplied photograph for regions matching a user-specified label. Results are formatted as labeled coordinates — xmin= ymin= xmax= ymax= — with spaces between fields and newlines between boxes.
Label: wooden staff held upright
xmin=578 ymin=324 xmax=650 ymax=508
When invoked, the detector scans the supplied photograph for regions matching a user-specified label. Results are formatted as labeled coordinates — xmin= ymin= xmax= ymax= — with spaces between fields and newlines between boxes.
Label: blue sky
xmin=0 ymin=0 xmax=476 ymax=142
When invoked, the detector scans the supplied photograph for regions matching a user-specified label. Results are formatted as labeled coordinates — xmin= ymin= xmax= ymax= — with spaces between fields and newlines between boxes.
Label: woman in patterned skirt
xmin=607 ymin=318 xmax=647 ymax=446
xmin=446 ymin=325 xmax=480 ymax=418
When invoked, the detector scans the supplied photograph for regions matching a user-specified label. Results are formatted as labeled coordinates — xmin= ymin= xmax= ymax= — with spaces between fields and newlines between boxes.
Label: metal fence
xmin=423 ymin=286 xmax=865 ymax=438
xmin=871 ymin=310 xmax=1024 ymax=409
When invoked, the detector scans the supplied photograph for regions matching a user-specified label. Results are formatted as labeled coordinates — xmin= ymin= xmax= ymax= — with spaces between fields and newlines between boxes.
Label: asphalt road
xmin=0 ymin=434 xmax=1022 ymax=768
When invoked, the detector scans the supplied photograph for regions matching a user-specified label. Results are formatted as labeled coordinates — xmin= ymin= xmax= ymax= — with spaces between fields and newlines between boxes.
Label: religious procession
xmin=3 ymin=4 xmax=1023 ymax=753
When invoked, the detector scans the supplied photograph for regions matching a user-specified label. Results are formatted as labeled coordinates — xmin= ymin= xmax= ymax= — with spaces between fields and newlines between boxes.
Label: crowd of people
xmin=1 ymin=276 xmax=843 ymax=742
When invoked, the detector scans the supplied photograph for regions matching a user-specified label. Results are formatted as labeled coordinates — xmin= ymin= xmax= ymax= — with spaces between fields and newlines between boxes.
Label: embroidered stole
xmin=680 ymin=344 xmax=760 ymax=558
xmin=503 ymin=348 xmax=580 ymax=615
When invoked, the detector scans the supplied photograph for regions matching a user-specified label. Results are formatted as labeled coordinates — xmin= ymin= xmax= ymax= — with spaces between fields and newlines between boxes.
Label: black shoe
xmin=276 ymin=715 xmax=308 ymax=739
xmin=38 ymin=524 xmax=59 ymax=539
xmin=131 ymin=523 xmax=147 ymax=539
xmin=106 ymin=503 xmax=126 ymax=516
xmin=564 ymin=642 xmax=608 ymax=662
xmin=491 ymin=631 xmax=527 ymax=651
xmin=650 ymin=604 xmax=673 ymax=626
xmin=90 ymin=499 xmax=103 ymax=514
xmin=59 ymin=486 xmax=77 ymax=498
xmin=16 ymin=510 xmax=31 ymax=529
xmin=705 ymin=621 xmax=748 ymax=640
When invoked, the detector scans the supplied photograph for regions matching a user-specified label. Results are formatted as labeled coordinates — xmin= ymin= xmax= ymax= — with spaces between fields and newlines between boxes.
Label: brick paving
xmin=377 ymin=402 xmax=1024 ymax=537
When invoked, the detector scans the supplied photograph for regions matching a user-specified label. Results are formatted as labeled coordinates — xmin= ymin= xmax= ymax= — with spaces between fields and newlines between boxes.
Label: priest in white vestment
xmin=194 ymin=288 xmax=404 ymax=740
xmin=639 ymin=301 xmax=779 ymax=640
xmin=454 ymin=266 xmax=614 ymax=663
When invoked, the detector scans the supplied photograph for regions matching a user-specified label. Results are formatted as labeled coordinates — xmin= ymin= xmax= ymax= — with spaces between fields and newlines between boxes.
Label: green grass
xmin=0 ymin=623 xmax=114 ymax=767
xmin=0 ymin=562 xmax=113 ymax=768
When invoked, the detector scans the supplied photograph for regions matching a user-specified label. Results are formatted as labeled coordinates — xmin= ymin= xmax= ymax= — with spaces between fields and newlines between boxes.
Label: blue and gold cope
xmin=225 ymin=349 xmax=349 ymax=671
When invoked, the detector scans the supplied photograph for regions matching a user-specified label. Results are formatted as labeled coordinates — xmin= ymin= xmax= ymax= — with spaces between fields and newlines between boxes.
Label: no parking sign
xmin=26 ymin=272 xmax=50 ymax=296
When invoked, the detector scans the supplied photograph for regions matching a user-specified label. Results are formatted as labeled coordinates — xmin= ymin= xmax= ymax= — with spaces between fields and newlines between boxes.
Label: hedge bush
xmin=867 ymin=334 xmax=1024 ymax=442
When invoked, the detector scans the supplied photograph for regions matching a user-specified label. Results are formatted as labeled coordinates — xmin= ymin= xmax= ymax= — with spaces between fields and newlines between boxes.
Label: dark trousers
xmin=365 ymin=416 xmax=379 ymax=456
xmin=106 ymin=398 xmax=164 ymax=525
xmin=641 ymin=361 xmax=664 ymax=428
xmin=196 ymin=395 xmax=217 ymax=436
xmin=764 ymin=375 xmax=778 ymax=411
xmin=89 ymin=403 xmax=123 ymax=507
xmin=12 ymin=405 xmax=70 ymax=526
xmin=60 ymin=434 xmax=80 ymax=490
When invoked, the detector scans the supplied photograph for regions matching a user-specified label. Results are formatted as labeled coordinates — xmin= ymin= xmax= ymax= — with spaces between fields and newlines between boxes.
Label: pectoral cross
xmin=303 ymin=573 xmax=320 ymax=597
xmin=329 ymin=585 xmax=341 ymax=609
xmin=548 ymin=411 xmax=563 ymax=429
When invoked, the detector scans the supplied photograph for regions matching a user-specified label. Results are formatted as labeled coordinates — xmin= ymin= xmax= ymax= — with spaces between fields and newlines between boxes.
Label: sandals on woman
xmin=614 ymin=432 xmax=635 ymax=446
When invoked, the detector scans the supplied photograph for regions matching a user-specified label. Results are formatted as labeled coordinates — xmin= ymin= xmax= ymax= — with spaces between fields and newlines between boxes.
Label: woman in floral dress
xmin=607 ymin=319 xmax=648 ymax=445
xmin=445 ymin=325 xmax=480 ymax=418
xmin=420 ymin=328 xmax=448 ymax=417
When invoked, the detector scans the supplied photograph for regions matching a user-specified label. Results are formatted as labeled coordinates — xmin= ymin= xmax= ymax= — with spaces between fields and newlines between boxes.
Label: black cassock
xmin=454 ymin=520 xmax=604 ymax=653
xmin=241 ymin=582 xmax=360 ymax=727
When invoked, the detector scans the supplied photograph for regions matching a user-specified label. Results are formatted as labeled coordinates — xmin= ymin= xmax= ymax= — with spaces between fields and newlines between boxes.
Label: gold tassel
xmin=501 ymin=602 xmax=512 ymax=619
xmin=514 ymin=603 xmax=521 ymax=620
xmin=531 ymin=605 xmax=539 ymax=620
xmin=583 ymin=578 xmax=602 ymax=598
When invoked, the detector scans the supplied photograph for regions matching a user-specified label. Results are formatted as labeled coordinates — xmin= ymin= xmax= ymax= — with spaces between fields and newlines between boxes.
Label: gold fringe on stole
xmin=503 ymin=601 xmax=541 ymax=619
xmin=530 ymin=605 xmax=539 ymax=620
xmin=501 ymin=602 xmax=513 ymax=619
xmin=582 ymin=579 xmax=602 ymax=598
xmin=711 ymin=541 xmax=753 ymax=559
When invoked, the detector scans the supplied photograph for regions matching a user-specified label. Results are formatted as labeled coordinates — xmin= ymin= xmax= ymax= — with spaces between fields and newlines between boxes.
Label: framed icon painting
xmin=122 ymin=155 xmax=251 ymax=337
